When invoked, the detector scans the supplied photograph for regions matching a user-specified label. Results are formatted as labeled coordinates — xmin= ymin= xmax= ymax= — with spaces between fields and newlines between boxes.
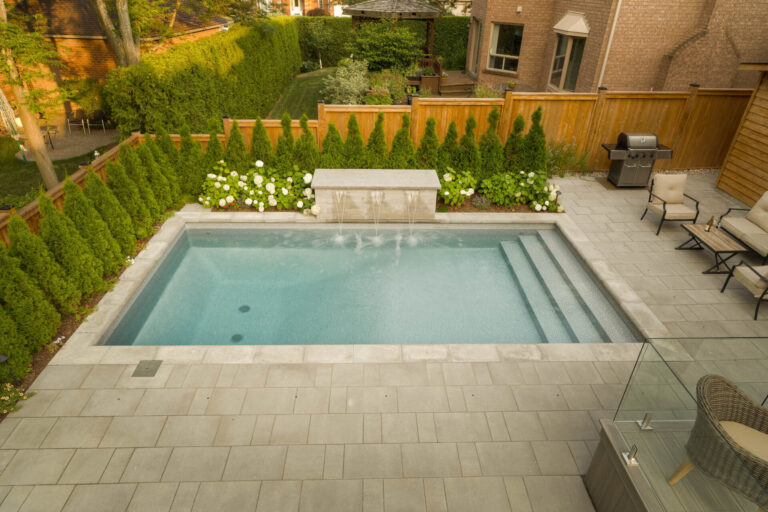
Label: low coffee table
xmin=676 ymin=224 xmax=748 ymax=274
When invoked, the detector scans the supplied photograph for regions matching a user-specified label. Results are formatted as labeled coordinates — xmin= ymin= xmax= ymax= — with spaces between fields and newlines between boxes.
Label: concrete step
xmin=499 ymin=241 xmax=573 ymax=343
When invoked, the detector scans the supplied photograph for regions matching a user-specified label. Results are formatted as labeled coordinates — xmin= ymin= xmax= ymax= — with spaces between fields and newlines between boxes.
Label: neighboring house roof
xmin=343 ymin=0 xmax=442 ymax=19
xmin=15 ymin=0 xmax=229 ymax=38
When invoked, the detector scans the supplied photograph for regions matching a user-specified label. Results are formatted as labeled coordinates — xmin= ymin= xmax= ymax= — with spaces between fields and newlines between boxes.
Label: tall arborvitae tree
xmin=137 ymin=144 xmax=173 ymax=211
xmin=366 ymin=112 xmax=388 ymax=168
xmin=84 ymin=170 xmax=137 ymax=256
xmin=156 ymin=126 xmax=179 ymax=169
xmin=319 ymin=123 xmax=345 ymax=168
xmin=62 ymin=179 xmax=123 ymax=275
xmin=121 ymin=146 xmax=161 ymax=221
xmin=0 ymin=245 xmax=59 ymax=352
xmin=178 ymin=124 xmax=205 ymax=196
xmin=343 ymin=115 xmax=366 ymax=168
xmin=504 ymin=114 xmax=525 ymax=174
xmin=0 ymin=305 xmax=32 ymax=382
xmin=204 ymin=118 xmax=225 ymax=174
xmin=387 ymin=113 xmax=416 ymax=169
xmin=224 ymin=120 xmax=249 ymax=174
xmin=249 ymin=116 xmax=274 ymax=167
xmin=275 ymin=112 xmax=295 ymax=172
xmin=479 ymin=107 xmax=504 ymax=180
xmin=437 ymin=121 xmax=459 ymax=173
xmin=458 ymin=116 xmax=481 ymax=179
xmin=8 ymin=215 xmax=80 ymax=314
xmin=521 ymin=107 xmax=547 ymax=174
xmin=416 ymin=118 xmax=440 ymax=170
xmin=106 ymin=161 xmax=152 ymax=239
xmin=146 ymin=136 xmax=181 ymax=204
xmin=294 ymin=115 xmax=319 ymax=172
xmin=38 ymin=194 xmax=105 ymax=297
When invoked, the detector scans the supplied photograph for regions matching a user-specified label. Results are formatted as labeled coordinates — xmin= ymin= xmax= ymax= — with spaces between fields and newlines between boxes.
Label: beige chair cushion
xmin=732 ymin=264 xmax=768 ymax=298
xmin=721 ymin=216 xmax=765 ymax=240
xmin=743 ymin=233 xmax=768 ymax=258
xmin=647 ymin=202 xmax=697 ymax=220
xmin=746 ymin=192 xmax=768 ymax=233
xmin=720 ymin=421 xmax=768 ymax=463
xmin=651 ymin=174 xmax=687 ymax=204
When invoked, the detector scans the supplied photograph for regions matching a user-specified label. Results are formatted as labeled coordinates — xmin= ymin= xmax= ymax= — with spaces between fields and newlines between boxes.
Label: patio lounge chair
xmin=721 ymin=261 xmax=768 ymax=320
xmin=640 ymin=174 xmax=700 ymax=235
xmin=668 ymin=375 xmax=768 ymax=511
xmin=718 ymin=192 xmax=768 ymax=264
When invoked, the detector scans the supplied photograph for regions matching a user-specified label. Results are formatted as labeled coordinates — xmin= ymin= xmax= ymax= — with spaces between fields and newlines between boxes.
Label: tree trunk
xmin=116 ymin=0 xmax=140 ymax=65
xmin=0 ymin=1 xmax=57 ymax=190
xmin=89 ymin=0 xmax=128 ymax=67
xmin=168 ymin=0 xmax=182 ymax=30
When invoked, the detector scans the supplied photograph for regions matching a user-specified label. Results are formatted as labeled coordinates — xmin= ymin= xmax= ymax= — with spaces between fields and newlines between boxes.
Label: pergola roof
xmin=343 ymin=0 xmax=442 ymax=19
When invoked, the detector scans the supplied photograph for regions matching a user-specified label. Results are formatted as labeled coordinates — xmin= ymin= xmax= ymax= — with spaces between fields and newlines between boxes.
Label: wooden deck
xmin=438 ymin=70 xmax=475 ymax=97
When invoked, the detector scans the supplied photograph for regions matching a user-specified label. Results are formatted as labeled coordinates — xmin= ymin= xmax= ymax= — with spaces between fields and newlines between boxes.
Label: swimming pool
xmin=103 ymin=227 xmax=639 ymax=345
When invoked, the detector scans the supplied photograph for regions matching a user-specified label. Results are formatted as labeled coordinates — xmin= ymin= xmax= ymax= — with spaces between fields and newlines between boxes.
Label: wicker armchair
xmin=668 ymin=375 xmax=768 ymax=510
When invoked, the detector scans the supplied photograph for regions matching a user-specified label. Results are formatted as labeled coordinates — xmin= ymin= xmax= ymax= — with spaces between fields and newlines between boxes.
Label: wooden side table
xmin=676 ymin=224 xmax=748 ymax=274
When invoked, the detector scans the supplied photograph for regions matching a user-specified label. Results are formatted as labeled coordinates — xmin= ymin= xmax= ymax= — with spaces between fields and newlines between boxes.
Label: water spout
xmin=333 ymin=190 xmax=347 ymax=239
xmin=405 ymin=190 xmax=419 ymax=244
xmin=370 ymin=190 xmax=384 ymax=237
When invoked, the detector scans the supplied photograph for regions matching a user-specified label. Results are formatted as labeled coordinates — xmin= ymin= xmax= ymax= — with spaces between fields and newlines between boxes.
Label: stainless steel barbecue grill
xmin=602 ymin=132 xmax=673 ymax=187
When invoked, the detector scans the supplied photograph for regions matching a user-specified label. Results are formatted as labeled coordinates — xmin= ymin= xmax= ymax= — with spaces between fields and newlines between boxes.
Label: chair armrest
xmin=718 ymin=207 xmax=750 ymax=226
xmin=648 ymin=191 xmax=667 ymax=210
xmin=739 ymin=261 xmax=768 ymax=284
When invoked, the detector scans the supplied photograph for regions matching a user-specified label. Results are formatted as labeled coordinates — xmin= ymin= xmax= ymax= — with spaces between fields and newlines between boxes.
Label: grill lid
xmin=617 ymin=132 xmax=658 ymax=149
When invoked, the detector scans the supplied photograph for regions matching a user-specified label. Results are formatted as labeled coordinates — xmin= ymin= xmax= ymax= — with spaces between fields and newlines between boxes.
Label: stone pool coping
xmin=51 ymin=205 xmax=668 ymax=366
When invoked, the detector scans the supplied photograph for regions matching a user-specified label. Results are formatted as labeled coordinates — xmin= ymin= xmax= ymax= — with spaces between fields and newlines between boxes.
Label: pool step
xmin=518 ymin=235 xmax=606 ymax=343
xmin=499 ymin=241 xmax=573 ymax=343
xmin=538 ymin=231 xmax=638 ymax=342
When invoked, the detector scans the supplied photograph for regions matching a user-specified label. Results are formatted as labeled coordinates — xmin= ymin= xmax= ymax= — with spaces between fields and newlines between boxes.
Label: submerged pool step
xmin=518 ymin=235 xmax=606 ymax=343
xmin=537 ymin=231 xmax=638 ymax=342
xmin=499 ymin=241 xmax=573 ymax=343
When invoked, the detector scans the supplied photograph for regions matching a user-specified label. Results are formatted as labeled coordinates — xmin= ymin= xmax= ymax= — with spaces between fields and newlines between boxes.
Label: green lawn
xmin=0 ymin=143 xmax=118 ymax=208
xmin=268 ymin=68 xmax=335 ymax=120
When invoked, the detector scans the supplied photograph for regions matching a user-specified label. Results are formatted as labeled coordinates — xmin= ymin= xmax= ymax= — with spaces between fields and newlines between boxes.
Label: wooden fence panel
xmin=320 ymin=104 xmax=410 ymax=148
xmin=221 ymin=118 xmax=317 ymax=150
xmin=411 ymin=97 xmax=505 ymax=144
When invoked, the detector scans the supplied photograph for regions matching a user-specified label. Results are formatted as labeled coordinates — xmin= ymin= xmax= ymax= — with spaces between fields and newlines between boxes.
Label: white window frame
xmin=487 ymin=23 xmax=523 ymax=74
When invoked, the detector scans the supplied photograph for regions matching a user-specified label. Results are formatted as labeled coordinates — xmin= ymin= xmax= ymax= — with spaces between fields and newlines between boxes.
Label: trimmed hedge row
xmin=104 ymin=19 xmax=302 ymax=134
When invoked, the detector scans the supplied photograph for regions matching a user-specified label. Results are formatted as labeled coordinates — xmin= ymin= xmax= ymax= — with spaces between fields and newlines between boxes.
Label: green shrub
xmin=479 ymin=107 xmax=504 ymax=181
xmin=38 ymin=194 xmax=106 ymax=297
xmin=103 ymin=20 xmax=301 ymax=133
xmin=297 ymin=17 xmax=353 ymax=67
xmin=295 ymin=115 xmax=319 ymax=172
xmin=0 ymin=306 xmax=31 ymax=383
xmin=521 ymin=107 xmax=547 ymax=174
xmin=438 ymin=121 xmax=459 ymax=173
xmin=106 ymin=161 xmax=152 ymax=239
xmin=348 ymin=20 xmax=422 ymax=71
xmin=275 ymin=112 xmax=295 ymax=172
xmin=481 ymin=172 xmax=562 ymax=212
xmin=368 ymin=69 xmax=408 ymax=104
xmin=62 ymin=179 xmax=123 ymax=276
xmin=387 ymin=113 xmax=416 ymax=169
xmin=363 ymin=90 xmax=393 ymax=105
xmin=8 ymin=215 xmax=81 ymax=314
xmin=504 ymin=115 xmax=525 ymax=174
xmin=204 ymin=120 xmax=225 ymax=175
xmin=473 ymin=82 xmax=503 ymax=98
xmin=137 ymin=144 xmax=173 ymax=211
xmin=319 ymin=123 xmax=344 ymax=168
xmin=250 ymin=116 xmax=274 ymax=167
xmin=546 ymin=140 xmax=592 ymax=176
xmin=224 ymin=120 xmax=250 ymax=174
xmin=416 ymin=118 xmax=439 ymax=169
xmin=156 ymin=127 xmax=180 ymax=169
xmin=343 ymin=115 xmax=366 ymax=168
xmin=146 ymin=136 xmax=182 ymax=204
xmin=457 ymin=116 xmax=480 ymax=178
xmin=0 ymin=245 xmax=59 ymax=352
xmin=438 ymin=168 xmax=476 ymax=207
xmin=366 ymin=113 xmax=388 ymax=168
xmin=178 ymin=125 xmax=205 ymax=196
xmin=322 ymin=59 xmax=368 ymax=105
xmin=84 ymin=171 xmax=137 ymax=256
xmin=121 ymin=146 xmax=162 ymax=220
xmin=0 ymin=137 xmax=17 ymax=164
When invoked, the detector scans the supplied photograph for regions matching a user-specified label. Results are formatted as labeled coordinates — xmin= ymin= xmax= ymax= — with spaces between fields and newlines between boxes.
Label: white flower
xmin=217 ymin=176 xmax=226 ymax=182
xmin=271 ymin=177 xmax=275 ymax=182
xmin=303 ymin=173 xmax=313 ymax=184
xmin=444 ymin=191 xmax=449 ymax=196
xmin=240 ymin=175 xmax=247 ymax=181
xmin=287 ymin=177 xmax=293 ymax=183
xmin=204 ymin=201 xmax=210 ymax=206
xmin=303 ymin=188 xmax=312 ymax=198
xmin=281 ymin=187 xmax=289 ymax=196
xmin=296 ymin=200 xmax=303 ymax=208
xmin=223 ymin=184 xmax=230 ymax=191
xmin=237 ymin=181 xmax=245 ymax=188
xmin=535 ymin=203 xmax=542 ymax=211
xmin=206 ymin=196 xmax=210 ymax=200
xmin=258 ymin=204 xmax=264 ymax=212
xmin=219 ymin=198 xmax=226 ymax=207
xmin=258 ymin=190 xmax=263 ymax=195
xmin=311 ymin=204 xmax=320 ymax=215
xmin=520 ymin=171 xmax=525 ymax=175
xmin=528 ymin=172 xmax=535 ymax=178
xmin=557 ymin=205 xmax=564 ymax=213
xmin=207 ymin=173 xmax=216 ymax=179
xmin=218 ymin=159 xmax=225 ymax=164
xmin=198 ymin=196 xmax=203 ymax=203
xmin=230 ymin=171 xmax=238 ymax=177
xmin=527 ymin=179 xmax=533 ymax=185
xmin=443 ymin=173 xmax=452 ymax=182
xmin=544 ymin=200 xmax=549 ymax=206
xmin=514 ymin=191 xmax=521 ymax=198
xmin=93 ymin=150 xmax=100 ymax=158
xmin=548 ymin=193 xmax=557 ymax=201
xmin=254 ymin=175 xmax=264 ymax=186
xmin=249 ymin=190 xmax=254 ymax=195
xmin=214 ymin=182 xmax=221 ymax=189
xmin=266 ymin=183 xmax=276 ymax=194
xmin=268 ymin=196 xmax=277 ymax=207
xmin=460 ymin=190 xmax=466 ymax=196
xmin=226 ymin=195 xmax=234 ymax=203
xmin=468 ymin=188 xmax=474 ymax=195
xmin=245 ymin=198 xmax=253 ymax=206
xmin=256 ymin=160 xmax=264 ymax=168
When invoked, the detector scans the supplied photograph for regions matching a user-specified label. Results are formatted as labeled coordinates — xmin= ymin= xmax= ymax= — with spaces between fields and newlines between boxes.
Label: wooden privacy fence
xmin=224 ymin=86 xmax=752 ymax=172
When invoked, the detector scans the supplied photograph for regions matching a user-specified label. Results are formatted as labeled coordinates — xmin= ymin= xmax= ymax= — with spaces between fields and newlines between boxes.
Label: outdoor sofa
xmin=718 ymin=191 xmax=768 ymax=264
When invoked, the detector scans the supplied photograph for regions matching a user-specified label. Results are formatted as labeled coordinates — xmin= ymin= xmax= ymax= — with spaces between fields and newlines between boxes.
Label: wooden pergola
xmin=343 ymin=0 xmax=443 ymax=59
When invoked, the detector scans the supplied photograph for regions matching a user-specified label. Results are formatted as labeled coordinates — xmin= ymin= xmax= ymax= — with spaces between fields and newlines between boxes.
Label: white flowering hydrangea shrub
xmin=481 ymin=170 xmax=563 ymax=212
xmin=438 ymin=168 xmax=476 ymax=207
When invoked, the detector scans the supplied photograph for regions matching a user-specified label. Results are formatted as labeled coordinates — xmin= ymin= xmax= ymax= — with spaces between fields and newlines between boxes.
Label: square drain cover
xmin=132 ymin=360 xmax=162 ymax=377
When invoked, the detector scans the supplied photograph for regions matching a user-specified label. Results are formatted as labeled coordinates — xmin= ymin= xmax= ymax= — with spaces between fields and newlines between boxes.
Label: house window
xmin=488 ymin=24 xmax=523 ymax=73
xmin=549 ymin=34 xmax=585 ymax=91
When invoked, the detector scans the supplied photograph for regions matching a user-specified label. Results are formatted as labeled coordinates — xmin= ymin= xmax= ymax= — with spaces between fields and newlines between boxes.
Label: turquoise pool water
xmin=103 ymin=227 xmax=639 ymax=345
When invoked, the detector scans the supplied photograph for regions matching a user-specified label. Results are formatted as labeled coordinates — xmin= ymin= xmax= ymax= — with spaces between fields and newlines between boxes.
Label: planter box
xmin=420 ymin=75 xmax=440 ymax=94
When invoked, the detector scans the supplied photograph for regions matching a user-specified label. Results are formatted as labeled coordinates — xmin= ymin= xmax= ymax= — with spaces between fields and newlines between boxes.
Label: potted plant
xmin=505 ymin=81 xmax=517 ymax=91
xmin=441 ymin=72 xmax=448 ymax=82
